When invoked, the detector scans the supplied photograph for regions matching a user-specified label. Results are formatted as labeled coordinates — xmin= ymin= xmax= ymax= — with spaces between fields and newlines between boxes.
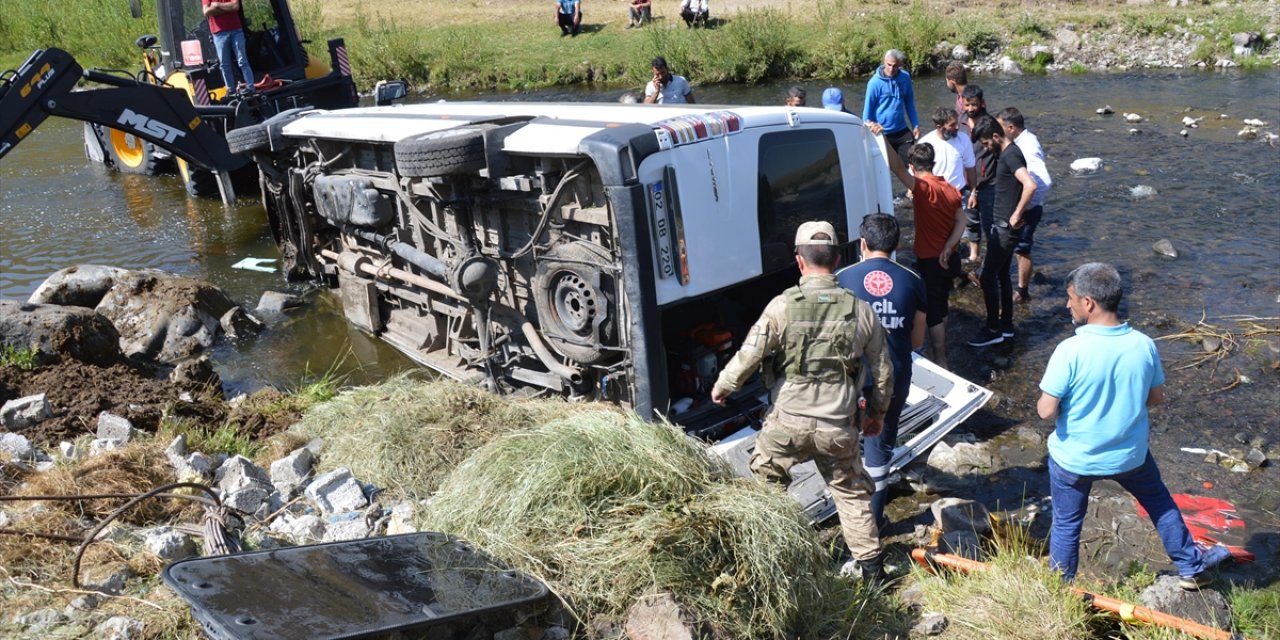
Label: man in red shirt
xmin=203 ymin=0 xmax=255 ymax=94
xmin=885 ymin=143 xmax=966 ymax=369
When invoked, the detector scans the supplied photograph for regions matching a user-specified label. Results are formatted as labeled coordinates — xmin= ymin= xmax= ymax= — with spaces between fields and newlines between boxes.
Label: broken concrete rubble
xmin=304 ymin=468 xmax=368 ymax=515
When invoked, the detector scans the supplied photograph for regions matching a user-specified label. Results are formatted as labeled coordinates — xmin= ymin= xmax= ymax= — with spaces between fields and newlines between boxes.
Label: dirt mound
xmin=0 ymin=360 xmax=226 ymax=446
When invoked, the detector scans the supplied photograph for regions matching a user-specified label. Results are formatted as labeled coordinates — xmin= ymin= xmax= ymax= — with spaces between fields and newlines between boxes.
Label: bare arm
xmin=939 ymin=203 xmax=966 ymax=267
xmin=886 ymin=144 xmax=914 ymax=191
xmin=964 ymin=166 xmax=977 ymax=192
xmin=911 ymin=310 xmax=926 ymax=351
xmin=1009 ymin=167 xmax=1037 ymax=228
xmin=204 ymin=0 xmax=238 ymax=16
xmin=1037 ymin=392 xmax=1060 ymax=420
xmin=1147 ymin=385 xmax=1165 ymax=407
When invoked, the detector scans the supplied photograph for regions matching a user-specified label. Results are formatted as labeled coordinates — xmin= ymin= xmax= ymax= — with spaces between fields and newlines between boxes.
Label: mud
xmin=0 ymin=360 xmax=226 ymax=445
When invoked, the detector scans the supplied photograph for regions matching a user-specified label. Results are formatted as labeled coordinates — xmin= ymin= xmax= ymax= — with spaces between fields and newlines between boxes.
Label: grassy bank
xmin=1 ymin=0 xmax=1275 ymax=93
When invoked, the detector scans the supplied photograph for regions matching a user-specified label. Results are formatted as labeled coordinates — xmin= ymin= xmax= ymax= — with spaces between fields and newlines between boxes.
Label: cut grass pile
xmin=418 ymin=410 xmax=905 ymax=638
xmin=289 ymin=375 xmax=611 ymax=498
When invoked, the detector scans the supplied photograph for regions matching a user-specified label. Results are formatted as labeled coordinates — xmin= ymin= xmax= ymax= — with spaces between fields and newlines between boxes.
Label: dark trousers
xmin=979 ymin=223 xmax=1018 ymax=330
xmin=681 ymin=8 xmax=708 ymax=26
xmin=558 ymin=12 xmax=581 ymax=35
xmin=884 ymin=128 xmax=915 ymax=166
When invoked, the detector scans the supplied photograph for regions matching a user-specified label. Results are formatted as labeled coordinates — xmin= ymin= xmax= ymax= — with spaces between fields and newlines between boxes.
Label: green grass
xmin=0 ymin=344 xmax=38 ymax=370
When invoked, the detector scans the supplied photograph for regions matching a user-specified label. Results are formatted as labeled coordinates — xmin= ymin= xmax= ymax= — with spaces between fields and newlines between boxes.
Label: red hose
xmin=909 ymin=548 xmax=1245 ymax=640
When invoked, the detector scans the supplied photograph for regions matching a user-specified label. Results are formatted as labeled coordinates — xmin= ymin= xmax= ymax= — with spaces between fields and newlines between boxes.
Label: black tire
xmin=394 ymin=125 xmax=493 ymax=178
xmin=227 ymin=124 xmax=270 ymax=155
xmin=178 ymin=159 xmax=220 ymax=198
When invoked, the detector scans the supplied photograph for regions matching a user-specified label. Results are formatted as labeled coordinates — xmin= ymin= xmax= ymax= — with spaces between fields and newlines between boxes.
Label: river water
xmin=3 ymin=70 xmax=1279 ymax=572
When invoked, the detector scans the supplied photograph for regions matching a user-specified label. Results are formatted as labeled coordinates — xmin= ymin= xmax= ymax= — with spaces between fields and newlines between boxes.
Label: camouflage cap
xmin=795 ymin=220 xmax=838 ymax=247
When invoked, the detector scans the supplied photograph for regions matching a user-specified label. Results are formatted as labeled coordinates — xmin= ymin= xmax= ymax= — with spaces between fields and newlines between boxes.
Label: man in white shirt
xmin=917 ymin=107 xmax=976 ymax=195
xmin=678 ymin=0 xmax=709 ymax=27
xmin=644 ymin=57 xmax=696 ymax=104
xmin=997 ymin=107 xmax=1052 ymax=304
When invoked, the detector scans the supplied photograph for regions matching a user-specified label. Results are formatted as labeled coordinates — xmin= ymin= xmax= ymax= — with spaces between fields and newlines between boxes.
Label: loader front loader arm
xmin=0 ymin=48 xmax=244 ymax=171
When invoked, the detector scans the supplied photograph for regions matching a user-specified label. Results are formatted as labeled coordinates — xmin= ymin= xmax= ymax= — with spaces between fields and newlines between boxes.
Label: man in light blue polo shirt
xmin=1037 ymin=262 xmax=1230 ymax=589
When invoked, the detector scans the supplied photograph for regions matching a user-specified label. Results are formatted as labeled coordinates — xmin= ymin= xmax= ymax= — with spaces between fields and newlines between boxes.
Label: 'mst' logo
xmin=117 ymin=109 xmax=187 ymax=143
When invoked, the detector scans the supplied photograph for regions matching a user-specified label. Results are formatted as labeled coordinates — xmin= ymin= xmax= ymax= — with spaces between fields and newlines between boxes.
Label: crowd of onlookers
xmin=556 ymin=0 xmax=710 ymax=36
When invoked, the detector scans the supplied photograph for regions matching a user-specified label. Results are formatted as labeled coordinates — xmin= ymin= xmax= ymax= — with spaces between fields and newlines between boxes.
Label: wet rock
xmin=143 ymin=526 xmax=197 ymax=561
xmin=1180 ymin=129 xmax=1190 ymax=137
xmin=1139 ymin=575 xmax=1231 ymax=629
xmin=926 ymin=441 xmax=996 ymax=481
xmin=1070 ymin=157 xmax=1103 ymax=172
xmin=1 ymin=394 xmax=53 ymax=429
xmin=1201 ymin=334 xmax=1222 ymax=353
xmin=913 ymin=612 xmax=948 ymax=636
xmin=1097 ymin=105 xmax=1114 ymax=115
xmin=95 ymin=269 xmax=238 ymax=364
xmin=96 ymin=412 xmax=137 ymax=441
xmin=257 ymin=291 xmax=304 ymax=314
xmin=1231 ymin=32 xmax=1261 ymax=56
xmin=220 ymin=306 xmax=263 ymax=339
xmin=27 ymin=265 xmax=127 ymax=308
xmin=0 ymin=299 xmax=123 ymax=366
xmin=1242 ymin=118 xmax=1267 ymax=127
xmin=1124 ymin=112 xmax=1144 ymax=123
xmin=169 ymin=355 xmax=221 ymax=389
xmin=1131 ymin=185 xmax=1157 ymax=199
xmin=1151 ymin=239 xmax=1178 ymax=258
xmin=931 ymin=497 xmax=993 ymax=535
xmin=94 ymin=615 xmax=145 ymax=640
xmin=1238 ymin=127 xmax=1259 ymax=140
xmin=997 ymin=56 xmax=1023 ymax=74
xmin=625 ymin=592 xmax=694 ymax=640
xmin=951 ymin=44 xmax=971 ymax=61
xmin=939 ymin=529 xmax=982 ymax=559
xmin=1245 ymin=448 xmax=1267 ymax=469
xmin=305 ymin=468 xmax=368 ymax=515
xmin=270 ymin=447 xmax=315 ymax=498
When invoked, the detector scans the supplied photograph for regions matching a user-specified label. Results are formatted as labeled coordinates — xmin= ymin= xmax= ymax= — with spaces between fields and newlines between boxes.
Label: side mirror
xmin=135 ymin=34 xmax=158 ymax=49
xmin=374 ymin=80 xmax=408 ymax=106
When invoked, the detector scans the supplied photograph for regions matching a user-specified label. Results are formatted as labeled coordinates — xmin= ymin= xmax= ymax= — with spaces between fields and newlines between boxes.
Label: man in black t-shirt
xmin=968 ymin=115 xmax=1037 ymax=347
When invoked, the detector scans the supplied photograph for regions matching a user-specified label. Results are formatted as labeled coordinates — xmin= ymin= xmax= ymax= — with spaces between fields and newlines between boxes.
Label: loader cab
xmin=150 ymin=0 xmax=310 ymax=89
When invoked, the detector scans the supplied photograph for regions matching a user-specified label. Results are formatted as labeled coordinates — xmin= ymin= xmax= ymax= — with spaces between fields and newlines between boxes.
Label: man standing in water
xmin=997 ymin=107 xmax=1052 ymax=304
xmin=863 ymin=49 xmax=920 ymax=165
xmin=968 ymin=115 xmax=1035 ymax=347
xmin=712 ymin=221 xmax=893 ymax=581
xmin=1038 ymin=262 xmax=1232 ymax=588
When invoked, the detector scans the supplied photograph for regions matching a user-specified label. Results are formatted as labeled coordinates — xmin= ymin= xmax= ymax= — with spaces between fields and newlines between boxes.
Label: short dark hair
xmin=907 ymin=143 xmax=935 ymax=172
xmin=788 ymin=85 xmax=806 ymax=100
xmin=1066 ymin=262 xmax=1123 ymax=312
xmin=961 ymin=84 xmax=984 ymax=102
xmin=972 ymin=114 xmax=1001 ymax=141
xmin=932 ymin=106 xmax=958 ymax=128
xmin=652 ymin=56 xmax=669 ymax=70
xmin=945 ymin=61 xmax=968 ymax=84
xmin=797 ymin=234 xmax=840 ymax=268
xmin=997 ymin=106 xmax=1025 ymax=130
xmin=859 ymin=214 xmax=900 ymax=253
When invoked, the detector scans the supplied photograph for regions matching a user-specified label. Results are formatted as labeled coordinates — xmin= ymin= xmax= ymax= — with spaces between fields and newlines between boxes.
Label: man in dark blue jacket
xmin=863 ymin=49 xmax=920 ymax=164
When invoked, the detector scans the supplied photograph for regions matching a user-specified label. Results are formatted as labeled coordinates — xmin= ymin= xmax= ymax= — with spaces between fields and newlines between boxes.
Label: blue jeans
xmin=212 ymin=29 xmax=254 ymax=91
xmin=1048 ymin=453 xmax=1203 ymax=582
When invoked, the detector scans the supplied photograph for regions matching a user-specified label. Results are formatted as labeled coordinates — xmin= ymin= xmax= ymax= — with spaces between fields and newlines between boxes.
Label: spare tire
xmin=394 ymin=125 xmax=494 ymax=178
xmin=226 ymin=124 xmax=270 ymax=155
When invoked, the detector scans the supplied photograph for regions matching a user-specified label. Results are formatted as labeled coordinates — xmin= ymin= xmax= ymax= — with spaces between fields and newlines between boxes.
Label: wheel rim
xmin=109 ymin=128 xmax=146 ymax=168
xmin=551 ymin=270 xmax=598 ymax=336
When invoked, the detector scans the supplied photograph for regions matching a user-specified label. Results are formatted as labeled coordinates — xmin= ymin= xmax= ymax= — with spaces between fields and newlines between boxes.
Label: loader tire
xmin=394 ymin=125 xmax=493 ymax=178
xmin=227 ymin=124 xmax=270 ymax=155
xmin=106 ymin=126 xmax=172 ymax=175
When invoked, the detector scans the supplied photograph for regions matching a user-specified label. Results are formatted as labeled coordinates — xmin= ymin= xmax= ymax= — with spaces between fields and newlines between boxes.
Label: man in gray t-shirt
xmin=644 ymin=57 xmax=696 ymax=104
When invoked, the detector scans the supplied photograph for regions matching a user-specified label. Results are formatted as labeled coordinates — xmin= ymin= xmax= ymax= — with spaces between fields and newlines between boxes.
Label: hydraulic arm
xmin=0 ymin=47 xmax=242 ymax=171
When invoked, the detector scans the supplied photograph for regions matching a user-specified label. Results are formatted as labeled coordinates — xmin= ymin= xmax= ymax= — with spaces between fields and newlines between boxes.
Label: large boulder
xmin=27 ymin=265 xmax=127 ymax=308
xmin=0 ymin=299 xmax=122 ymax=366
xmin=93 ymin=269 xmax=238 ymax=364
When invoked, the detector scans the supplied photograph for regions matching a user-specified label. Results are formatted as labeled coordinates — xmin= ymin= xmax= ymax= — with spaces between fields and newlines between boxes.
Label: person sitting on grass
xmin=627 ymin=0 xmax=651 ymax=28
xmin=678 ymin=0 xmax=709 ymax=28
xmin=556 ymin=0 xmax=582 ymax=37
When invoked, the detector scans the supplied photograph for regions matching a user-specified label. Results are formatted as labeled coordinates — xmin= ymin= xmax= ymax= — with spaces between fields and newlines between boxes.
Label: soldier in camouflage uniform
xmin=711 ymin=221 xmax=894 ymax=579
